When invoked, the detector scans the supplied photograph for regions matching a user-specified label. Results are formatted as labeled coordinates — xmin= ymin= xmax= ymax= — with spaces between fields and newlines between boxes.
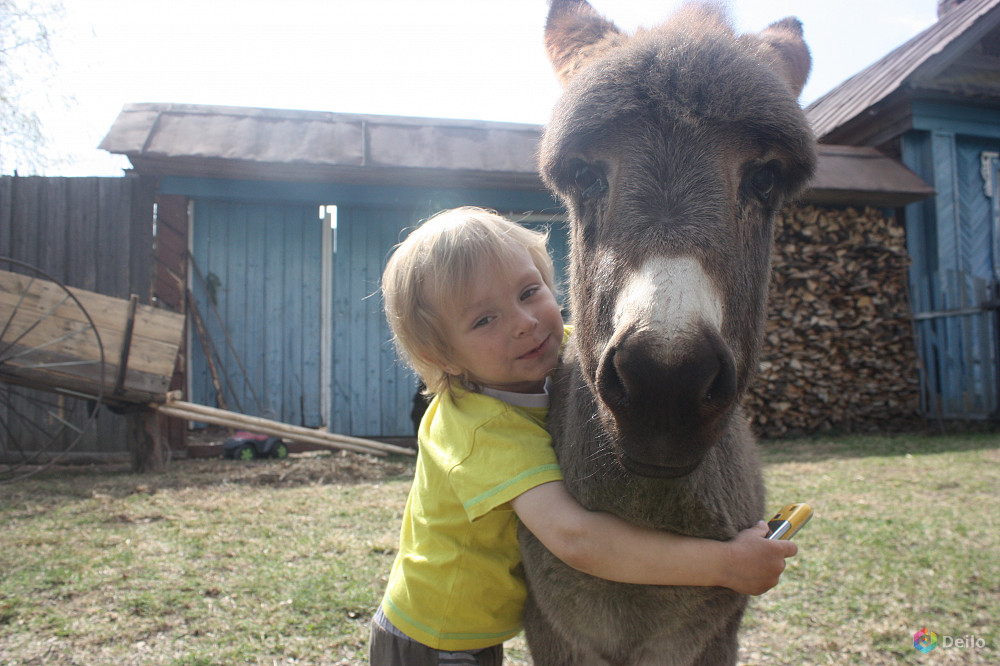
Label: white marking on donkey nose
xmin=613 ymin=257 xmax=724 ymax=336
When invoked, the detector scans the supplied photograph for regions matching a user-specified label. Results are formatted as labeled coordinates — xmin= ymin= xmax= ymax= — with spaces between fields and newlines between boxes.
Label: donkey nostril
xmin=597 ymin=347 xmax=630 ymax=407
xmin=702 ymin=350 xmax=736 ymax=409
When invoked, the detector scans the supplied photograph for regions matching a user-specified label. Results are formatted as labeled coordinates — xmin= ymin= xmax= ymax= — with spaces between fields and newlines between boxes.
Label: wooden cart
xmin=0 ymin=258 xmax=411 ymax=480
xmin=0 ymin=258 xmax=184 ymax=474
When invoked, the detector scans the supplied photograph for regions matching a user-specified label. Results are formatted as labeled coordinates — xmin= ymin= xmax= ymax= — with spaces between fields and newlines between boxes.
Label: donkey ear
xmin=754 ymin=17 xmax=811 ymax=98
xmin=545 ymin=0 xmax=623 ymax=87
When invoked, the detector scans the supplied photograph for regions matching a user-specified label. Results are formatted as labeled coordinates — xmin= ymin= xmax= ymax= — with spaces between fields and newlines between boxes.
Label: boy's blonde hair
xmin=382 ymin=207 xmax=556 ymax=396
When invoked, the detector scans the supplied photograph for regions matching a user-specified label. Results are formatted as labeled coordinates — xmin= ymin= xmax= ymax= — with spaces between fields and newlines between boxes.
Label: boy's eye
xmin=521 ymin=286 xmax=540 ymax=301
xmin=472 ymin=316 xmax=493 ymax=329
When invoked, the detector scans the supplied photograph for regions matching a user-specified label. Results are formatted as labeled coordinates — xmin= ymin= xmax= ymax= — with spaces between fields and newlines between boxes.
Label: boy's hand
xmin=721 ymin=521 xmax=798 ymax=596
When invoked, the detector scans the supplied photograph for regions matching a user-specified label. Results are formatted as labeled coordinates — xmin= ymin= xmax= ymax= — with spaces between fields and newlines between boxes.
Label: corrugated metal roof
xmin=99 ymin=103 xmax=546 ymax=190
xmin=99 ymin=103 xmax=932 ymax=206
xmin=806 ymin=0 xmax=1000 ymax=142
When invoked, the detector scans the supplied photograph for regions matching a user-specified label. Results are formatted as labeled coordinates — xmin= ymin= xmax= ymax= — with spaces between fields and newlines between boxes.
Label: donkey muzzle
xmin=596 ymin=323 xmax=737 ymax=476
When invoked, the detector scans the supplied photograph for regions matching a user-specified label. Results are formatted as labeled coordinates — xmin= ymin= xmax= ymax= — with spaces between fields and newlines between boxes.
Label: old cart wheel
xmin=0 ymin=258 xmax=106 ymax=482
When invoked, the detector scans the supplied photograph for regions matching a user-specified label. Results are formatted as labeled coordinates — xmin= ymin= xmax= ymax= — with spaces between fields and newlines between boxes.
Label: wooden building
xmin=99 ymin=106 xmax=564 ymax=443
xmin=96 ymin=103 xmax=932 ymax=446
xmin=807 ymin=0 xmax=1000 ymax=420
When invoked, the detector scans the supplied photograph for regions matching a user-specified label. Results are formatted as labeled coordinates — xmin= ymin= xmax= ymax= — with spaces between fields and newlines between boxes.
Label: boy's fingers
xmin=755 ymin=520 xmax=798 ymax=556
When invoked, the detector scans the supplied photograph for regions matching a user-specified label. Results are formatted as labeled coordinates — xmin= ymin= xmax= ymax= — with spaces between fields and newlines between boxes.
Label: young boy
xmin=371 ymin=207 xmax=796 ymax=665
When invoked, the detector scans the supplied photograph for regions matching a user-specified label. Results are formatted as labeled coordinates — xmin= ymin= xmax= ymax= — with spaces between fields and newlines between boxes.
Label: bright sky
xmin=15 ymin=0 xmax=942 ymax=177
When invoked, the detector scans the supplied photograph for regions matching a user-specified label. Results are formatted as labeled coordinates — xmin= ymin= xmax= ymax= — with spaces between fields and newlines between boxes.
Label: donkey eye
xmin=572 ymin=161 xmax=608 ymax=199
xmin=747 ymin=162 xmax=779 ymax=199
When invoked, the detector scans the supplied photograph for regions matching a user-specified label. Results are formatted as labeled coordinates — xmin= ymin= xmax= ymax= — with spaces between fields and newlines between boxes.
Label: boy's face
xmin=436 ymin=245 xmax=563 ymax=394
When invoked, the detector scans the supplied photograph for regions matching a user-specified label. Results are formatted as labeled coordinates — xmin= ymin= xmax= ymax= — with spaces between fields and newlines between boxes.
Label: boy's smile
xmin=437 ymin=245 xmax=563 ymax=394
xmin=518 ymin=336 xmax=553 ymax=361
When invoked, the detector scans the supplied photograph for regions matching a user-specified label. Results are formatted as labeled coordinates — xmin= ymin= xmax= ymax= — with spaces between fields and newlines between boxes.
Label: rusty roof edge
xmin=124 ymin=154 xmax=551 ymax=192
xmin=801 ymin=188 xmax=933 ymax=207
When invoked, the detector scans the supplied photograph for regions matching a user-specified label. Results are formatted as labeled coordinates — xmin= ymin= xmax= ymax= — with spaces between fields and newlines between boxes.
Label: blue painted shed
xmin=100 ymin=106 xmax=566 ymax=440
xmin=808 ymin=0 xmax=1000 ymax=420
xmin=100 ymin=103 xmax=932 ymax=443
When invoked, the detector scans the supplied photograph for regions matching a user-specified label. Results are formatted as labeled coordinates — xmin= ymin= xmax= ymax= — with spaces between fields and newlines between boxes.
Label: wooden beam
xmin=154 ymin=397 xmax=415 ymax=457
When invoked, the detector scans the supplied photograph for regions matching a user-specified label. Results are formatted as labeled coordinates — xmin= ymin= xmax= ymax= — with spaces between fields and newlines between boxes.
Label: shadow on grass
xmin=759 ymin=428 xmax=1000 ymax=464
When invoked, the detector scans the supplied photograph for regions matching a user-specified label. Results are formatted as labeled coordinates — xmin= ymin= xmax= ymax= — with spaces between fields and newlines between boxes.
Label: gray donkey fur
xmin=518 ymin=2 xmax=817 ymax=664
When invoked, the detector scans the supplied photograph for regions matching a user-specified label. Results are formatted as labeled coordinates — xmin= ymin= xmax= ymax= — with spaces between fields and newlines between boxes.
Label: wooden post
xmin=126 ymin=409 xmax=169 ymax=472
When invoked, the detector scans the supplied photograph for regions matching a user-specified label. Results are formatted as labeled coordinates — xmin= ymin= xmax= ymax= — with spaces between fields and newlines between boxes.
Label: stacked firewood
xmin=745 ymin=204 xmax=923 ymax=437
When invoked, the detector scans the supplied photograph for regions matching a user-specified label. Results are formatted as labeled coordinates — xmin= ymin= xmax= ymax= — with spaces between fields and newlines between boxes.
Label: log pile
xmin=745 ymin=204 xmax=923 ymax=437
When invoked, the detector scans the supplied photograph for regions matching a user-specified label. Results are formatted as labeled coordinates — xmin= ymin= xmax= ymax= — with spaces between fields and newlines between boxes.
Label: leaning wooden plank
xmin=155 ymin=402 xmax=388 ymax=458
xmin=154 ymin=399 xmax=415 ymax=457
xmin=164 ymin=400 xmax=415 ymax=456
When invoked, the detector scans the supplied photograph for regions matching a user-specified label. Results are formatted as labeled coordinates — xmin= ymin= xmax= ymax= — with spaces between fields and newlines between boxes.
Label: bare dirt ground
xmin=173 ymin=426 xmax=415 ymax=487
xmin=2 ymin=426 xmax=415 ymax=492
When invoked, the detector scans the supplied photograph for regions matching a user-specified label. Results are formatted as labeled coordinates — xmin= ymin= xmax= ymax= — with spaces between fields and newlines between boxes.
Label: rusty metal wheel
xmin=0 ymin=257 xmax=106 ymax=482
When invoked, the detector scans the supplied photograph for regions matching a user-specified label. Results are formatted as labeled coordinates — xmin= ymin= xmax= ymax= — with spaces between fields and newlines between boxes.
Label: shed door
xmin=189 ymin=200 xmax=325 ymax=427
xmin=329 ymin=205 xmax=421 ymax=437
xmin=909 ymin=142 xmax=1000 ymax=420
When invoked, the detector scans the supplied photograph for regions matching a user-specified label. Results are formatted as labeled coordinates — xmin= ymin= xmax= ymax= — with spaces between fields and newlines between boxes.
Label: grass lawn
xmin=0 ymin=432 xmax=997 ymax=665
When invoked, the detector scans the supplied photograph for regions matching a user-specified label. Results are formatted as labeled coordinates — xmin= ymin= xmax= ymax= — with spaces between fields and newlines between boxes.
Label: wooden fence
xmin=0 ymin=175 xmax=158 ymax=459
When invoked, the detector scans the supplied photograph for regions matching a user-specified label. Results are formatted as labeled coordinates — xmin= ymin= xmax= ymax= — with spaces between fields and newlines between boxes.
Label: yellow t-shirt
xmin=380 ymin=386 xmax=563 ymax=651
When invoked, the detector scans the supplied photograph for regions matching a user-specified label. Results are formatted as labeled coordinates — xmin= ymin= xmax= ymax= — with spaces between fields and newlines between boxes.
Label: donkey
xmin=517 ymin=1 xmax=817 ymax=664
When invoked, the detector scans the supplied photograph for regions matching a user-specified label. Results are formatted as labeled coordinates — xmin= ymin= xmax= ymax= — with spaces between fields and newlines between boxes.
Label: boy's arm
xmin=511 ymin=481 xmax=796 ymax=596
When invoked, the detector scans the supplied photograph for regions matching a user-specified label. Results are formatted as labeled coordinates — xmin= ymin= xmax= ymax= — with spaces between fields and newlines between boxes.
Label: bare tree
xmin=0 ymin=0 xmax=64 ymax=174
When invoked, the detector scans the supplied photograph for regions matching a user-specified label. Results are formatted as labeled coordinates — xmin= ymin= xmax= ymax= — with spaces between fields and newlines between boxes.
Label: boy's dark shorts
xmin=369 ymin=607 xmax=503 ymax=666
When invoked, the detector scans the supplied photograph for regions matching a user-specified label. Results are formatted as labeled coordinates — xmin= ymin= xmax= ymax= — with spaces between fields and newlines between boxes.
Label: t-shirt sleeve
xmin=449 ymin=409 xmax=562 ymax=522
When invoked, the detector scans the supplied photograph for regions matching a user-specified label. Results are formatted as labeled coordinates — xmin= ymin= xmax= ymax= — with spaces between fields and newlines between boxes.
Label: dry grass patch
xmin=1 ymin=452 xmax=411 ymax=665
xmin=740 ymin=432 xmax=999 ymax=665
xmin=1 ymin=433 xmax=997 ymax=665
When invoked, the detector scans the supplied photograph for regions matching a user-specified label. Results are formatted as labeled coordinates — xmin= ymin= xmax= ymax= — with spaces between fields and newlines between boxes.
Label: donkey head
xmin=541 ymin=0 xmax=817 ymax=477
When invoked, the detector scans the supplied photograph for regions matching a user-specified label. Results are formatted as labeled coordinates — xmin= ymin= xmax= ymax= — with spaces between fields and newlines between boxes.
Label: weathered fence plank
xmin=0 ymin=175 xmax=160 ymax=460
